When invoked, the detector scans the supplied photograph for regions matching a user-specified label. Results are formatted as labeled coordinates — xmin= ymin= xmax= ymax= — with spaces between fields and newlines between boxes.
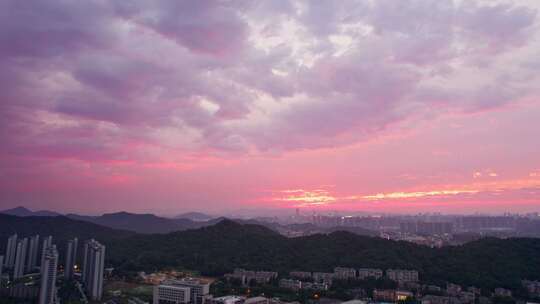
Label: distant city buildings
xmin=82 ymin=239 xmax=106 ymax=301
xmin=38 ymin=245 xmax=58 ymax=304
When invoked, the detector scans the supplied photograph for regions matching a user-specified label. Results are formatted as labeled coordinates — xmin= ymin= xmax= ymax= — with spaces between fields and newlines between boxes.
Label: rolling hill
xmin=2 ymin=214 xmax=539 ymax=292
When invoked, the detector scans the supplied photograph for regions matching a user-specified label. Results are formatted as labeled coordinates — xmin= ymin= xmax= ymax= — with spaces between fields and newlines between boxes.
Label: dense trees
xmin=2 ymin=216 xmax=540 ymax=295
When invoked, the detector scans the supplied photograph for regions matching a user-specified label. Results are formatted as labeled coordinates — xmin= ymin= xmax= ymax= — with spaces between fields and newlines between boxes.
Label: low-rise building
xmin=279 ymin=279 xmax=302 ymax=291
xmin=303 ymin=282 xmax=329 ymax=291
xmin=523 ymin=280 xmax=540 ymax=297
xmin=493 ymin=288 xmax=512 ymax=298
xmin=313 ymin=272 xmax=335 ymax=284
xmin=225 ymin=269 xmax=278 ymax=286
xmin=373 ymin=289 xmax=414 ymax=302
xmin=447 ymin=283 xmax=462 ymax=296
xmin=386 ymin=269 xmax=419 ymax=283
xmin=334 ymin=267 xmax=356 ymax=280
xmin=357 ymin=268 xmax=383 ymax=280
xmin=421 ymin=295 xmax=451 ymax=304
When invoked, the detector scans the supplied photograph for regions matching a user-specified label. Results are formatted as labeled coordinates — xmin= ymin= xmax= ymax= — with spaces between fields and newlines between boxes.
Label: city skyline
xmin=1 ymin=1 xmax=540 ymax=215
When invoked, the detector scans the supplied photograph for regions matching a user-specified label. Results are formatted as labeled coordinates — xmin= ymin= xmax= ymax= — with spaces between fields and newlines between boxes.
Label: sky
xmin=1 ymin=0 xmax=540 ymax=216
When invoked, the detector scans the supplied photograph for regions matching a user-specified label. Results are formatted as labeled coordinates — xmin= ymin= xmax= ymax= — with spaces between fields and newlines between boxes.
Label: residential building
xmin=5 ymin=234 xmax=18 ymax=267
xmin=493 ymin=288 xmax=512 ymax=298
xmin=373 ymin=290 xmax=413 ymax=302
xmin=154 ymin=282 xmax=191 ymax=304
xmin=225 ymin=269 xmax=278 ymax=285
xmin=82 ymin=239 xmax=105 ymax=301
xmin=13 ymin=238 xmax=28 ymax=279
xmin=279 ymin=279 xmax=302 ymax=291
xmin=357 ymin=268 xmax=383 ymax=280
xmin=523 ymin=280 xmax=540 ymax=297
xmin=40 ymin=236 xmax=53 ymax=269
xmin=27 ymin=235 xmax=40 ymax=272
xmin=302 ymin=282 xmax=329 ymax=291
xmin=313 ymin=272 xmax=334 ymax=284
xmin=447 ymin=283 xmax=462 ymax=296
xmin=38 ymin=245 xmax=58 ymax=304
xmin=64 ymin=238 xmax=78 ymax=279
xmin=386 ymin=269 xmax=419 ymax=283
xmin=421 ymin=295 xmax=452 ymax=304
xmin=334 ymin=267 xmax=356 ymax=280
xmin=373 ymin=289 xmax=397 ymax=302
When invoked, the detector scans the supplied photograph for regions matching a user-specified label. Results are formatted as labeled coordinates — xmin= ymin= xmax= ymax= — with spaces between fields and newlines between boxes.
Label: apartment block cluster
xmin=522 ymin=280 xmax=540 ymax=298
xmin=224 ymin=268 xmax=279 ymax=285
xmin=278 ymin=267 xmax=419 ymax=292
xmin=0 ymin=234 xmax=106 ymax=304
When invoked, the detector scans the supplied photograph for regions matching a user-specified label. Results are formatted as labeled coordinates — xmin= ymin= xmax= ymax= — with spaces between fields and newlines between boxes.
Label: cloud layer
xmin=1 ymin=0 xmax=540 ymax=213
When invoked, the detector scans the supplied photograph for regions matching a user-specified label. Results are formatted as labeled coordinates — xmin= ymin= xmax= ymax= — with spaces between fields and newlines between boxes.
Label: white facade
xmin=64 ymin=238 xmax=78 ymax=279
xmin=13 ymin=238 xmax=28 ymax=279
xmin=82 ymin=239 xmax=105 ymax=301
xmin=5 ymin=234 xmax=18 ymax=267
xmin=38 ymin=245 xmax=58 ymax=304
xmin=27 ymin=235 xmax=40 ymax=272
xmin=154 ymin=284 xmax=191 ymax=304
xmin=40 ymin=236 xmax=53 ymax=270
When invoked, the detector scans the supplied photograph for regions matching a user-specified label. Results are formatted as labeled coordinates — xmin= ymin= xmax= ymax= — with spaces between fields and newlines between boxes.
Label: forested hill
xmin=107 ymin=219 xmax=540 ymax=291
xmin=1 ymin=215 xmax=539 ymax=292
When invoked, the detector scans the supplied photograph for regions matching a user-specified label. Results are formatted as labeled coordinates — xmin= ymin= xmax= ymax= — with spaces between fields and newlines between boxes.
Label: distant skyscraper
xmin=40 ymin=236 xmax=52 ymax=269
xmin=27 ymin=235 xmax=40 ymax=272
xmin=13 ymin=238 xmax=28 ymax=279
xmin=5 ymin=234 xmax=17 ymax=267
xmin=82 ymin=239 xmax=105 ymax=301
xmin=64 ymin=238 xmax=78 ymax=279
xmin=39 ymin=245 xmax=58 ymax=304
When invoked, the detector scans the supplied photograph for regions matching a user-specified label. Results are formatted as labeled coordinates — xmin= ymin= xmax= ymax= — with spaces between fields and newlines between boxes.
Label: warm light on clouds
xmin=273 ymin=189 xmax=337 ymax=207
xmin=1 ymin=0 xmax=540 ymax=214
xmin=361 ymin=189 xmax=480 ymax=200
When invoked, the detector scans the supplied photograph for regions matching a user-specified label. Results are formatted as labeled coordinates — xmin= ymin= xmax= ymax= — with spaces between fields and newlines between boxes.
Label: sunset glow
xmin=1 ymin=0 xmax=539 ymax=215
